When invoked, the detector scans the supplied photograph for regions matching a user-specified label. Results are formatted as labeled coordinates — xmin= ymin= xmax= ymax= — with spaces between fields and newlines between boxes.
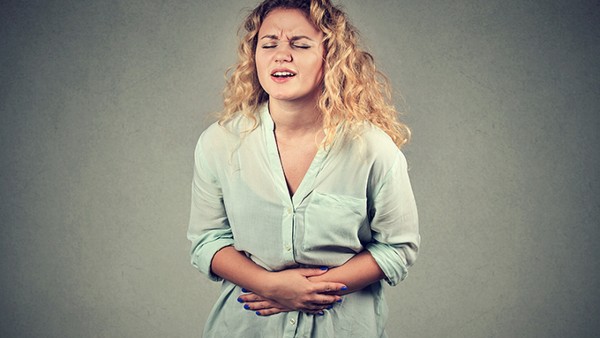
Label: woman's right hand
xmin=239 ymin=267 xmax=346 ymax=315
xmin=211 ymin=247 xmax=346 ymax=315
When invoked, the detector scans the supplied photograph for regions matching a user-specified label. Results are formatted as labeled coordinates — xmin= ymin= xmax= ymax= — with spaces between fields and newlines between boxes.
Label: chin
xmin=267 ymin=90 xmax=319 ymax=103
xmin=267 ymin=91 xmax=300 ymax=101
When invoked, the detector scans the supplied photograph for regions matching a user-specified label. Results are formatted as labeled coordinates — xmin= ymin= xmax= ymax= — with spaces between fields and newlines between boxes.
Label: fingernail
xmin=237 ymin=297 xmax=243 ymax=303
xmin=340 ymin=286 xmax=348 ymax=291
xmin=326 ymin=305 xmax=333 ymax=309
xmin=241 ymin=288 xmax=249 ymax=293
xmin=318 ymin=311 xmax=324 ymax=316
xmin=337 ymin=298 xmax=343 ymax=303
xmin=319 ymin=266 xmax=328 ymax=270
xmin=244 ymin=304 xmax=250 ymax=310
xmin=255 ymin=311 xmax=261 ymax=316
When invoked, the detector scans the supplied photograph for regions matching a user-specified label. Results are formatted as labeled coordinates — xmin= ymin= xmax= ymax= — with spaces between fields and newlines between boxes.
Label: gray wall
xmin=1 ymin=0 xmax=598 ymax=337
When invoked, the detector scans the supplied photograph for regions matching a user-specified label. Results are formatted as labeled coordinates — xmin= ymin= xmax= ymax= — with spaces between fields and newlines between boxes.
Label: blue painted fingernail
xmin=255 ymin=311 xmax=261 ymax=316
xmin=244 ymin=304 xmax=250 ymax=310
xmin=318 ymin=311 xmax=324 ymax=316
xmin=319 ymin=266 xmax=328 ymax=270
xmin=241 ymin=288 xmax=249 ymax=292
xmin=326 ymin=305 xmax=333 ymax=309
xmin=337 ymin=298 xmax=343 ymax=303
xmin=340 ymin=286 xmax=348 ymax=291
xmin=237 ymin=297 xmax=243 ymax=303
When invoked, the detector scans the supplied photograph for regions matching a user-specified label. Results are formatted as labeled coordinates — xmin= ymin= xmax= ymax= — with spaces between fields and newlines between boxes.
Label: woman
xmin=187 ymin=0 xmax=420 ymax=336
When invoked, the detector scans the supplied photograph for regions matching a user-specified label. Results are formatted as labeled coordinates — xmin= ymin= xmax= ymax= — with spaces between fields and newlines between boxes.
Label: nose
xmin=274 ymin=46 xmax=293 ymax=63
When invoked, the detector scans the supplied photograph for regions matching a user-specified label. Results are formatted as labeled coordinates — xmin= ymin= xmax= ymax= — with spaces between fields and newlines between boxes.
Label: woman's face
xmin=255 ymin=8 xmax=325 ymax=105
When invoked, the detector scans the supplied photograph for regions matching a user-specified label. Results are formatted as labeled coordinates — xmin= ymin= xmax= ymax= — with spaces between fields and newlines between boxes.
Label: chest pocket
xmin=302 ymin=191 xmax=368 ymax=252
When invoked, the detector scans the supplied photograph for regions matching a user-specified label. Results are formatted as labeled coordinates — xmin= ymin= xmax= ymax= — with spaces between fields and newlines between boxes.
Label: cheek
xmin=255 ymin=54 xmax=268 ymax=81
xmin=310 ymin=57 xmax=325 ymax=81
xmin=309 ymin=48 xmax=325 ymax=77
xmin=254 ymin=52 xmax=263 ymax=70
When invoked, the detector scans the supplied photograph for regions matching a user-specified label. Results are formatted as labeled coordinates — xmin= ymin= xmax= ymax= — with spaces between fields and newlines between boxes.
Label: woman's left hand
xmin=237 ymin=291 xmax=334 ymax=316
xmin=237 ymin=291 xmax=291 ymax=316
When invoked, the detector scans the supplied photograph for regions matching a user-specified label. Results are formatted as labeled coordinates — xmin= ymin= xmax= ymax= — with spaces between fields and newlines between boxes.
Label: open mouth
xmin=271 ymin=71 xmax=297 ymax=78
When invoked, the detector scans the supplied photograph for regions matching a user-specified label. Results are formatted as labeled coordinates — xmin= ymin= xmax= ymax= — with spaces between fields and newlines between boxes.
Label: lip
xmin=270 ymin=67 xmax=297 ymax=83
xmin=270 ymin=67 xmax=297 ymax=76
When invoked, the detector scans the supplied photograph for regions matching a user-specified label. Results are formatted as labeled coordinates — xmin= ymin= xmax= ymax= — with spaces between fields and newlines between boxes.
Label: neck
xmin=268 ymin=98 xmax=322 ymax=135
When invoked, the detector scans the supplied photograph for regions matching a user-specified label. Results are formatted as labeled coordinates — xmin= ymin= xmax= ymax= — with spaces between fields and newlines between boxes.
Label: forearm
xmin=213 ymin=246 xmax=346 ymax=314
xmin=211 ymin=246 xmax=273 ymax=296
xmin=309 ymin=251 xmax=385 ymax=293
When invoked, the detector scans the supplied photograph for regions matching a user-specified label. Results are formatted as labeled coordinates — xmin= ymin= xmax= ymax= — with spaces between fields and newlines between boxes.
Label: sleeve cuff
xmin=366 ymin=242 xmax=408 ymax=286
xmin=190 ymin=235 xmax=235 ymax=282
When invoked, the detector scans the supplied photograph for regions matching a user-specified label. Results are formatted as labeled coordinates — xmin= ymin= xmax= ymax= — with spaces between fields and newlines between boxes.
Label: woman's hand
xmin=211 ymin=247 xmax=384 ymax=316
xmin=237 ymin=292 xmax=292 ymax=316
xmin=238 ymin=267 xmax=346 ymax=316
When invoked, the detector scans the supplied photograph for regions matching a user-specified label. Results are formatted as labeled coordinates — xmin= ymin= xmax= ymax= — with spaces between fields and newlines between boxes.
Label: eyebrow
xmin=259 ymin=34 xmax=314 ymax=41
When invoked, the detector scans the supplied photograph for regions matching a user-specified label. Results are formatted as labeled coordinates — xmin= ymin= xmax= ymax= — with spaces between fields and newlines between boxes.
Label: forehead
xmin=259 ymin=8 xmax=322 ymax=38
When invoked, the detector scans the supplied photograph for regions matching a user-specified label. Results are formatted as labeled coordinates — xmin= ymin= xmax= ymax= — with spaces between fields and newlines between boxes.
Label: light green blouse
xmin=187 ymin=104 xmax=420 ymax=338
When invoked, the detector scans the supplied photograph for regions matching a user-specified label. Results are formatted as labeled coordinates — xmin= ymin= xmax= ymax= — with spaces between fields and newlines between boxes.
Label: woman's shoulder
xmin=353 ymin=122 xmax=404 ymax=159
xmin=352 ymin=123 xmax=410 ymax=183
xmin=197 ymin=113 xmax=257 ymax=149
xmin=341 ymin=122 xmax=408 ymax=176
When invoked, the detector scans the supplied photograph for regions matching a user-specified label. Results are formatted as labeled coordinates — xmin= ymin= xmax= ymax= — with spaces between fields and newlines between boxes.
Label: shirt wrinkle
xmin=188 ymin=104 xmax=419 ymax=337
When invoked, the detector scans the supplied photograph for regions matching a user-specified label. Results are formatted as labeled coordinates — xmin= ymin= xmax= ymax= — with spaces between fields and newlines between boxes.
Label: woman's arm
xmin=211 ymin=246 xmax=346 ymax=314
xmin=240 ymin=151 xmax=420 ymax=315
xmin=238 ymin=250 xmax=384 ymax=315
xmin=307 ymin=250 xmax=384 ymax=293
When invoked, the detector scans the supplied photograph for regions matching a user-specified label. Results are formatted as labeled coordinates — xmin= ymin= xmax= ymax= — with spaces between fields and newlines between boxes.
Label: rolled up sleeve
xmin=366 ymin=151 xmax=420 ymax=286
xmin=187 ymin=134 xmax=234 ymax=281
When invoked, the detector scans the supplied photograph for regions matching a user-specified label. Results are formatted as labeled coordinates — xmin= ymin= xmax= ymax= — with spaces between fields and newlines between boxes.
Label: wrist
xmin=252 ymin=270 xmax=278 ymax=298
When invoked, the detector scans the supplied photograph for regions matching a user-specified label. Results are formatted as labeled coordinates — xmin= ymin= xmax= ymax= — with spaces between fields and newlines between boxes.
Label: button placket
xmin=281 ymin=203 xmax=296 ymax=263
xmin=282 ymin=312 xmax=300 ymax=337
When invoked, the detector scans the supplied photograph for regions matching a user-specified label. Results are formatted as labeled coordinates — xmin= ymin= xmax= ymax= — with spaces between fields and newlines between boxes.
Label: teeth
xmin=272 ymin=72 xmax=295 ymax=77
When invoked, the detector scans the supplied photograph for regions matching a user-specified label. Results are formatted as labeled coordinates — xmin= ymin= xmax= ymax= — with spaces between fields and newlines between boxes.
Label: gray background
xmin=1 ymin=0 xmax=598 ymax=337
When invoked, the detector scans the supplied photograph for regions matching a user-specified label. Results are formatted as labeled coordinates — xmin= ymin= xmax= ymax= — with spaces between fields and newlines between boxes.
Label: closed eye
xmin=292 ymin=44 xmax=311 ymax=49
xmin=260 ymin=40 xmax=313 ymax=49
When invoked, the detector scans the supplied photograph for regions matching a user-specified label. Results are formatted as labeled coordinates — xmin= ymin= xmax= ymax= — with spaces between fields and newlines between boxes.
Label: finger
xmin=312 ymin=282 xmax=348 ymax=294
xmin=298 ymin=301 xmax=338 ymax=312
xmin=298 ymin=266 xmax=329 ymax=277
xmin=305 ymin=310 xmax=326 ymax=316
xmin=237 ymin=293 xmax=267 ymax=303
xmin=299 ymin=294 xmax=339 ymax=307
xmin=243 ymin=300 xmax=284 ymax=311
xmin=297 ymin=297 xmax=336 ymax=311
xmin=255 ymin=307 xmax=290 ymax=316
xmin=312 ymin=294 xmax=342 ymax=305
xmin=303 ymin=300 xmax=341 ymax=314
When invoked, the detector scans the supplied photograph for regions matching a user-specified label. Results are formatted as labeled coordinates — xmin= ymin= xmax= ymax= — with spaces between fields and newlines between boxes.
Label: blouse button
xmin=289 ymin=318 xmax=296 ymax=325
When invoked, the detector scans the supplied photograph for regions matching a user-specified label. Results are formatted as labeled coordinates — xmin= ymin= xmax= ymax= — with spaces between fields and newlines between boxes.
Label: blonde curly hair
xmin=220 ymin=0 xmax=410 ymax=148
